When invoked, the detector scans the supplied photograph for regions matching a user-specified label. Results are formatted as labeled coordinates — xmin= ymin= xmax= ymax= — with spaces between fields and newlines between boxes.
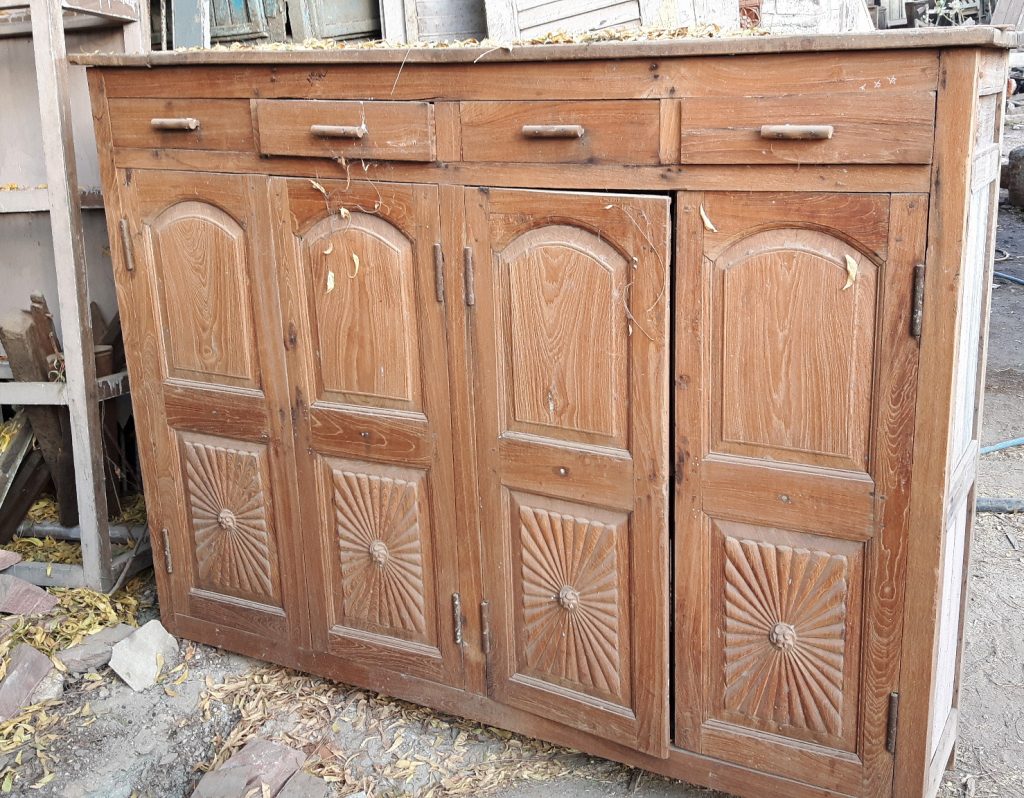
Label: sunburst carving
xmin=332 ymin=470 xmax=427 ymax=636
xmin=722 ymin=536 xmax=848 ymax=737
xmin=185 ymin=441 xmax=276 ymax=601
xmin=519 ymin=505 xmax=622 ymax=697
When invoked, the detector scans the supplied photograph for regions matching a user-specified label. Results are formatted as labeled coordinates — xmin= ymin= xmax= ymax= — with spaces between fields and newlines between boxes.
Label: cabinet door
xmin=120 ymin=171 xmax=303 ymax=648
xmin=272 ymin=178 xmax=464 ymax=689
xmin=675 ymin=192 xmax=925 ymax=796
xmin=466 ymin=188 xmax=670 ymax=757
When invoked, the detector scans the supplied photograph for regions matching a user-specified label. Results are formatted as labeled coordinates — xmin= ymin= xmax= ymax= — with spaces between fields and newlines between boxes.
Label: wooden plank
xmin=0 ymin=413 xmax=32 ymax=510
xmin=30 ymin=0 xmax=112 ymax=588
xmin=678 ymin=91 xmax=935 ymax=165
xmin=0 ymin=312 xmax=78 ymax=526
xmin=0 ymin=450 xmax=49 ymax=543
xmin=70 ymin=27 xmax=1021 ymax=66
xmin=110 ymin=146 xmax=935 ymax=193
xmin=92 ymin=51 xmax=942 ymax=100
xmin=895 ymin=48 xmax=980 ymax=798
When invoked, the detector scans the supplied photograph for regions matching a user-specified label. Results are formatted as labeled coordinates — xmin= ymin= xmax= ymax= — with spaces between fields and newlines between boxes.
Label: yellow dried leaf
xmin=843 ymin=254 xmax=858 ymax=290
xmin=338 ymin=207 xmax=351 ymax=221
xmin=308 ymin=179 xmax=328 ymax=198
xmin=50 ymin=656 xmax=66 ymax=673
xmin=326 ymin=270 xmax=335 ymax=293
xmin=349 ymin=253 xmax=360 ymax=278
xmin=164 ymin=686 xmax=177 ymax=698
xmin=698 ymin=204 xmax=717 ymax=233
xmin=323 ymin=241 xmax=334 ymax=256
xmin=1 ymin=771 xmax=11 ymax=793
xmin=173 ymin=667 xmax=189 ymax=686
xmin=30 ymin=772 xmax=54 ymax=789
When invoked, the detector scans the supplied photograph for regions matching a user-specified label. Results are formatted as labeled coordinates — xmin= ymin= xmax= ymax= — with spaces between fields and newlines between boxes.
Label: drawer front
xmin=255 ymin=100 xmax=435 ymax=162
xmin=460 ymin=101 xmax=661 ymax=164
xmin=678 ymin=91 xmax=935 ymax=164
xmin=107 ymin=98 xmax=255 ymax=151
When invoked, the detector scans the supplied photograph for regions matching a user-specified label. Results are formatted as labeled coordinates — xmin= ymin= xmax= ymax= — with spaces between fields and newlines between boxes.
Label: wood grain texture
xmin=255 ymin=100 xmax=435 ymax=162
xmin=108 ymin=98 xmax=254 ymax=151
xmin=84 ymin=41 xmax=999 ymax=798
xmin=110 ymin=146 xmax=936 ymax=193
xmin=678 ymin=91 xmax=935 ymax=165
xmin=460 ymin=101 xmax=660 ymax=164
xmin=896 ymin=50 xmax=983 ymax=798
xmin=468 ymin=187 xmax=670 ymax=758
xmin=272 ymin=176 xmax=465 ymax=690
xmin=675 ymin=191 xmax=922 ymax=796
xmin=120 ymin=169 xmax=306 ymax=650
xmin=73 ymin=27 xmax=1017 ymax=67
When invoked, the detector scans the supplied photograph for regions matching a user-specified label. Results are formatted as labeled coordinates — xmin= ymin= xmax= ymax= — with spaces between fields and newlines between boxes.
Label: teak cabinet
xmin=78 ymin=28 xmax=1015 ymax=798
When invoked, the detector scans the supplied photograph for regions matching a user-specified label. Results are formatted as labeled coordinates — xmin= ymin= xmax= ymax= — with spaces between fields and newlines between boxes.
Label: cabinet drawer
xmin=459 ymin=101 xmax=661 ymax=164
xmin=107 ymin=98 xmax=255 ymax=151
xmin=254 ymin=100 xmax=435 ymax=162
xmin=678 ymin=91 xmax=935 ymax=164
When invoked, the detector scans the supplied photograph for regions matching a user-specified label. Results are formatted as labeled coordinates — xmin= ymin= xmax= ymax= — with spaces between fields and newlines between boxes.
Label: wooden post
xmin=29 ymin=0 xmax=112 ymax=590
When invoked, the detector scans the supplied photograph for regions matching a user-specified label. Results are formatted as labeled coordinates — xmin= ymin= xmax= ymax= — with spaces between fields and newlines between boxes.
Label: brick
xmin=0 ymin=575 xmax=58 ymax=615
xmin=0 ymin=643 xmax=53 ymax=720
xmin=191 ymin=739 xmax=305 ymax=798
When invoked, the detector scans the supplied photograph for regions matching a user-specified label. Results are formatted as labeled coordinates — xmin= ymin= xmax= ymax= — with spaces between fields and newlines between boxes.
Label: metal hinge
xmin=160 ymin=528 xmax=173 ymax=574
xmin=451 ymin=592 xmax=463 ymax=645
xmin=480 ymin=600 xmax=492 ymax=690
xmin=433 ymin=243 xmax=445 ymax=303
xmin=463 ymin=246 xmax=475 ymax=307
xmin=886 ymin=691 xmax=900 ymax=753
xmin=910 ymin=264 xmax=926 ymax=339
xmin=119 ymin=218 xmax=136 ymax=272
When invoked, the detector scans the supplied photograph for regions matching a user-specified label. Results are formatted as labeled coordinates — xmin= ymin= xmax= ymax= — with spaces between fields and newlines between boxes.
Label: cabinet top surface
xmin=72 ymin=26 xmax=1018 ymax=67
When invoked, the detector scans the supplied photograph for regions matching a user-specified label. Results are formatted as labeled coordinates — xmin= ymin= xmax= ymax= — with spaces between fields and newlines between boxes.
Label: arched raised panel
xmin=149 ymin=201 xmax=259 ymax=388
xmin=300 ymin=212 xmax=420 ymax=410
xmin=712 ymin=228 xmax=877 ymax=471
xmin=498 ymin=225 xmax=627 ymax=446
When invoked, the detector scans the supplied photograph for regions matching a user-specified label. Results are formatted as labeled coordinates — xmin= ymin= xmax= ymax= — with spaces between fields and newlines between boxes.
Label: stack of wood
xmin=0 ymin=294 xmax=135 ymax=542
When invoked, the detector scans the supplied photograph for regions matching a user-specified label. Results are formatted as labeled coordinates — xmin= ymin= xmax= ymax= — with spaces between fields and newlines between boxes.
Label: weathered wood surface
xmin=81 ymin=38 xmax=1008 ymax=798
xmin=70 ymin=25 xmax=1020 ymax=65
xmin=0 ymin=310 xmax=78 ymax=526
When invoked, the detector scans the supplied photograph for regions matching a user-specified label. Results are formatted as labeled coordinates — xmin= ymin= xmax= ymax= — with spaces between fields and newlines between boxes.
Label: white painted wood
xmin=0 ymin=380 xmax=68 ymax=405
xmin=29 ymin=0 xmax=113 ymax=589
xmin=379 ymin=0 xmax=408 ymax=39
xmin=929 ymin=493 xmax=969 ymax=756
xmin=62 ymin=0 xmax=138 ymax=22
xmin=484 ymin=0 xmax=738 ymax=40
xmin=758 ymin=0 xmax=873 ymax=33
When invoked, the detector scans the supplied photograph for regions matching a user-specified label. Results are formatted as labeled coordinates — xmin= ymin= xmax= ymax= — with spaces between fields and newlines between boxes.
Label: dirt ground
xmin=4 ymin=137 xmax=1024 ymax=798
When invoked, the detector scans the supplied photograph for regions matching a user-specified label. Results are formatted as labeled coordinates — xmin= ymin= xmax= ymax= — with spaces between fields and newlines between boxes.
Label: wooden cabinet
xmin=466 ymin=188 xmax=670 ymax=756
xmin=116 ymin=170 xmax=305 ymax=653
xmin=81 ymin=29 xmax=1013 ymax=798
xmin=674 ymin=192 xmax=926 ymax=796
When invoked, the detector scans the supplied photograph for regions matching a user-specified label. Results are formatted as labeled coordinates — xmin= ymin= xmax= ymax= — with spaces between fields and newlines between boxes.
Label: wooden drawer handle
xmin=521 ymin=124 xmax=585 ymax=139
xmin=310 ymin=124 xmax=367 ymax=140
xmin=150 ymin=117 xmax=199 ymax=131
xmin=759 ymin=124 xmax=834 ymax=140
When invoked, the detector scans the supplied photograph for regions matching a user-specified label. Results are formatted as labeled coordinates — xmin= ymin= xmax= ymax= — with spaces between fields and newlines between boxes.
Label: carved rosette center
xmin=768 ymin=621 xmax=798 ymax=652
xmin=557 ymin=585 xmax=581 ymax=612
xmin=368 ymin=539 xmax=390 ymax=567
xmin=217 ymin=508 xmax=237 ymax=530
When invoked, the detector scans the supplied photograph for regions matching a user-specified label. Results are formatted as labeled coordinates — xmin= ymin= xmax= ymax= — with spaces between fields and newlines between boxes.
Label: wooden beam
xmin=0 ymin=380 xmax=67 ymax=405
xmin=30 ymin=0 xmax=112 ymax=589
